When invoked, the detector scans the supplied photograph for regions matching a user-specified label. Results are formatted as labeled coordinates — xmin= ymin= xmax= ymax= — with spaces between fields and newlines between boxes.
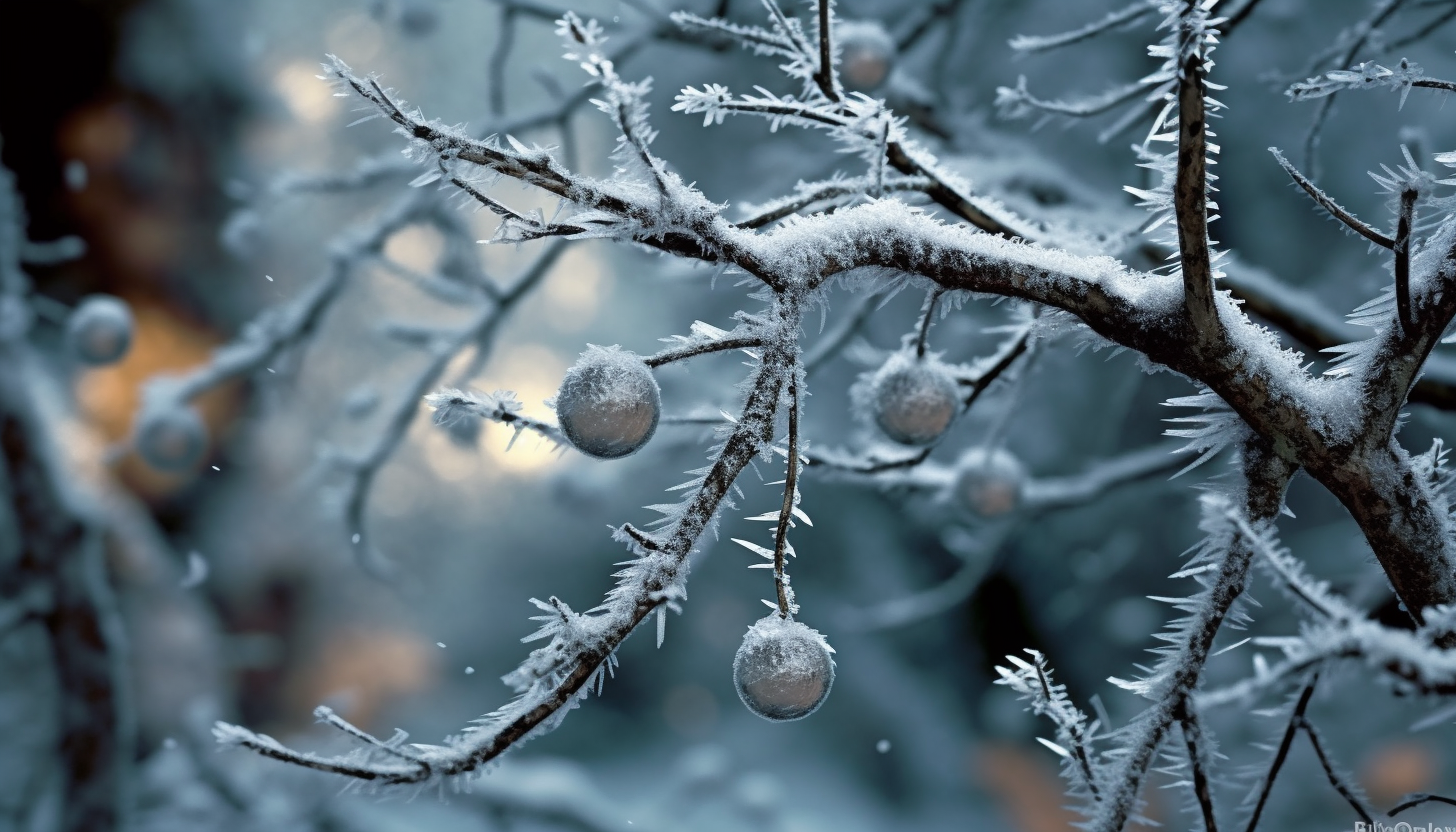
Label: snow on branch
xmin=1287 ymin=58 xmax=1456 ymax=105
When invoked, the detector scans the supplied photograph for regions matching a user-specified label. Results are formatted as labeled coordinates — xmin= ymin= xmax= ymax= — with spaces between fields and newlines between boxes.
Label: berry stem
xmin=915 ymin=288 xmax=943 ymax=358
xmin=772 ymin=374 xmax=802 ymax=618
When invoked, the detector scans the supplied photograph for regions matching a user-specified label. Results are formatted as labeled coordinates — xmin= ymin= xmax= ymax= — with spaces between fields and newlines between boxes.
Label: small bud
xmin=66 ymin=295 xmax=134 ymax=366
xmin=733 ymin=615 xmax=835 ymax=722
xmin=555 ymin=345 xmax=661 ymax=460
xmin=953 ymin=447 xmax=1026 ymax=518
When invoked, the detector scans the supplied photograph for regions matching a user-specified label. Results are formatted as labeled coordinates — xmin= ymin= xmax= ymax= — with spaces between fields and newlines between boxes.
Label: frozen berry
xmin=954 ymin=447 xmax=1026 ymax=518
xmin=733 ymin=615 xmax=835 ymax=722
xmin=859 ymin=352 xmax=960 ymax=447
xmin=136 ymin=405 xmax=208 ymax=473
xmin=66 ymin=295 xmax=133 ymax=366
xmin=555 ymin=345 xmax=660 ymax=460
xmin=837 ymin=21 xmax=895 ymax=91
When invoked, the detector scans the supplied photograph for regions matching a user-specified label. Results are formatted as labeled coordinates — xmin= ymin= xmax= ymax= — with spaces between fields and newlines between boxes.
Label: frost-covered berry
xmin=135 ymin=405 xmax=208 ymax=473
xmin=858 ymin=351 xmax=960 ymax=447
xmin=733 ymin=615 xmax=835 ymax=722
xmin=953 ymin=447 xmax=1026 ymax=518
xmin=554 ymin=345 xmax=661 ymax=460
xmin=837 ymin=21 xmax=896 ymax=91
xmin=66 ymin=295 xmax=134 ymax=366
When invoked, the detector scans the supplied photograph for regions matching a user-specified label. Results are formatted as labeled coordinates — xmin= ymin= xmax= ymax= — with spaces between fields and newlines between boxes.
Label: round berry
xmin=66 ymin=295 xmax=133 ymax=366
xmin=837 ymin=21 xmax=895 ymax=91
xmin=135 ymin=405 xmax=208 ymax=473
xmin=859 ymin=352 xmax=960 ymax=447
xmin=733 ymin=615 xmax=835 ymax=722
xmin=555 ymin=345 xmax=661 ymax=460
xmin=953 ymin=447 xmax=1026 ymax=518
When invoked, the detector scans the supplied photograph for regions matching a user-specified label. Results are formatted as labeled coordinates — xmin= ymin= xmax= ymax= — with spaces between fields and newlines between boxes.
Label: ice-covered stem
xmin=996 ymin=75 xmax=1171 ymax=121
xmin=959 ymin=321 xmax=1031 ymax=410
xmin=771 ymin=376 xmax=802 ymax=618
xmin=1242 ymin=666 xmax=1373 ymax=827
xmin=1172 ymin=1 xmax=1218 ymax=339
xmin=914 ymin=289 xmax=942 ymax=358
xmin=1268 ymin=148 xmax=1394 ymax=249
xmin=1394 ymin=186 xmax=1417 ymax=332
xmin=646 ymin=335 xmax=765 ymax=367
xmin=1244 ymin=673 xmax=1318 ymax=832
xmin=994 ymin=650 xmax=1101 ymax=809
xmin=219 ymin=302 xmax=805 ymax=782
xmin=1302 ymin=717 xmax=1375 ymax=824
xmin=1218 ymin=257 xmax=1456 ymax=410
xmin=426 ymin=389 xmax=566 ymax=446
xmin=812 ymin=0 xmax=842 ymax=104
xmin=1177 ymin=702 xmax=1218 ymax=832
xmin=1089 ymin=442 xmax=1295 ymax=832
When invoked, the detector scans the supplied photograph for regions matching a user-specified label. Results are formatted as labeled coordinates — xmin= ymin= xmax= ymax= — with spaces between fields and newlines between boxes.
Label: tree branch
xmin=1174 ymin=45 xmax=1218 ymax=338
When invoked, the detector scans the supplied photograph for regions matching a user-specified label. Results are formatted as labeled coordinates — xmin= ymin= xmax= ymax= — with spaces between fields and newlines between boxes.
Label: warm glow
xmin=420 ymin=410 xmax=481 ymax=483
xmin=292 ymin=627 xmax=438 ymax=730
xmin=274 ymin=60 xmax=341 ymax=124
xmin=383 ymin=223 xmax=445 ymax=274
xmin=542 ymin=245 xmax=609 ymax=332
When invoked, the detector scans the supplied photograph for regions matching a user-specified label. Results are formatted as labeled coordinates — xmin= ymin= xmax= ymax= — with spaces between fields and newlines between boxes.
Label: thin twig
xmin=772 ymin=377 xmax=801 ymax=617
xmin=915 ymin=289 xmax=943 ymax=358
xmin=1243 ymin=672 xmax=1319 ymax=832
xmin=1395 ymin=187 xmax=1418 ymax=332
xmin=1300 ymin=718 xmax=1375 ymax=823
xmin=645 ymin=336 xmax=764 ymax=367
xmin=1178 ymin=702 xmax=1219 ymax=832
xmin=813 ymin=0 xmax=842 ymax=104
xmin=1269 ymin=148 xmax=1394 ymax=249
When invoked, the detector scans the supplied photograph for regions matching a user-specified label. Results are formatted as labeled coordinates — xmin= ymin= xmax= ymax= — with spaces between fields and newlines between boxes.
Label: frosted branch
xmin=425 ymin=389 xmax=566 ymax=446
xmin=1269 ymin=148 xmax=1395 ymax=249
xmin=1086 ymin=446 xmax=1295 ymax=832
xmin=1008 ymin=0 xmax=1156 ymax=53
xmin=220 ymin=303 xmax=805 ymax=782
